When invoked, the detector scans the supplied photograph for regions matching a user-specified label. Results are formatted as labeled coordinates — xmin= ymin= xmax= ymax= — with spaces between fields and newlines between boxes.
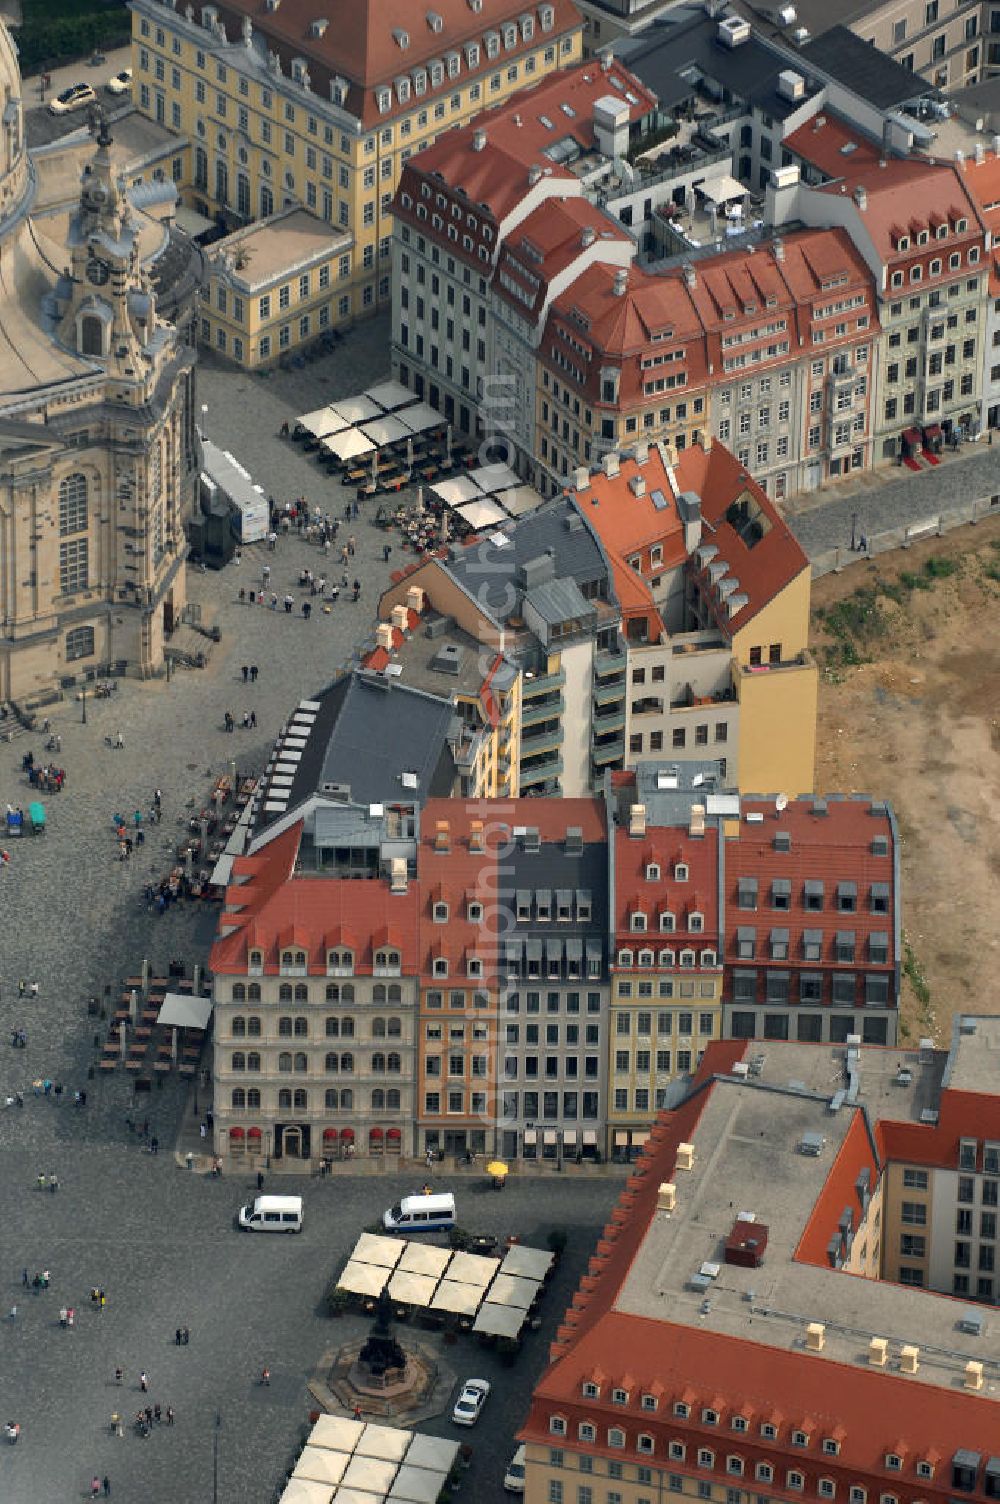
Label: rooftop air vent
xmin=717 ymin=15 xmax=751 ymax=47
xmin=724 ymin=1217 xmax=769 ymax=1267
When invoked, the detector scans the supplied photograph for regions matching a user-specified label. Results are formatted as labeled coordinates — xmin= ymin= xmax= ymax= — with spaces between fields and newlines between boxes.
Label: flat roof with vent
xmin=611 ymin=1039 xmax=982 ymax=1396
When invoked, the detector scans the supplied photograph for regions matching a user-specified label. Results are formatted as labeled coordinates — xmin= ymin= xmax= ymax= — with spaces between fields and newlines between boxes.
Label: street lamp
xmin=81 ymin=685 xmax=87 ymax=725
xmin=213 ymin=1411 xmax=222 ymax=1504
xmin=850 ymin=511 xmax=858 ymax=552
xmin=201 ymin=403 xmax=209 ymax=442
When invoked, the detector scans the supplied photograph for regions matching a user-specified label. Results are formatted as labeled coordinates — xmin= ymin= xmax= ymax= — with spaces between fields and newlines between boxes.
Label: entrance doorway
xmin=274 ymin=1123 xmax=311 ymax=1159
xmin=163 ymin=594 xmax=175 ymax=636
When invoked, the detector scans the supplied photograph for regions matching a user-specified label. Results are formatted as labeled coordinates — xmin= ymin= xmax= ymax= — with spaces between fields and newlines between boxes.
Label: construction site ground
xmin=810 ymin=513 xmax=1000 ymax=1046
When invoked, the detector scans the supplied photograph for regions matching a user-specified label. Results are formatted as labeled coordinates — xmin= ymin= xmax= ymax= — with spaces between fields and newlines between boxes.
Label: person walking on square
xmin=91 ymin=1477 xmax=101 ymax=1499
xmin=139 ymin=1371 xmax=148 ymax=1393
xmin=241 ymin=665 xmax=249 ymax=683
xmin=103 ymin=1480 xmax=111 ymax=1499
xmin=250 ymin=664 xmax=258 ymax=682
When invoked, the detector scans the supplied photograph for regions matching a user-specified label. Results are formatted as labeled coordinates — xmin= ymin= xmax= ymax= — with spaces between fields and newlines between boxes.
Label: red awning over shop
xmin=902 ymin=427 xmax=922 ymax=446
xmin=323 ymin=1128 xmax=339 ymax=1141
xmin=229 ymin=1127 xmax=244 ymax=1140
xmin=369 ymin=1127 xmax=384 ymax=1140
xmin=922 ymin=423 xmax=942 ymax=438
xmin=247 ymin=1126 xmax=262 ymax=1139
xmin=340 ymin=1127 xmax=355 ymax=1140
xmin=387 ymin=1127 xmax=402 ymax=1140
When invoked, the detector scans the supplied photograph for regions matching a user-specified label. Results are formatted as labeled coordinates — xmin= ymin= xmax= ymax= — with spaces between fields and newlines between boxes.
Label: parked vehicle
xmin=452 ymin=1379 xmax=491 ymax=1427
xmin=383 ymin=1191 xmax=456 ymax=1233
xmin=504 ymin=1444 xmax=527 ymax=1493
xmin=106 ymin=69 xmax=133 ymax=95
xmin=238 ymin=1194 xmax=303 ymax=1232
xmin=49 ymin=82 xmax=96 ymax=116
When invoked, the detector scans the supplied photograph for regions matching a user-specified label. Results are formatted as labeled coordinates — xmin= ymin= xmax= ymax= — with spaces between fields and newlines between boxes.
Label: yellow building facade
xmin=130 ymin=0 xmax=583 ymax=333
xmin=200 ymin=206 xmax=352 ymax=367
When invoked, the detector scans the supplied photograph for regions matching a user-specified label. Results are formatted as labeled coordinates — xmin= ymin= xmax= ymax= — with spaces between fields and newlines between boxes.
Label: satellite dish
xmin=775 ymin=792 xmax=788 ymax=814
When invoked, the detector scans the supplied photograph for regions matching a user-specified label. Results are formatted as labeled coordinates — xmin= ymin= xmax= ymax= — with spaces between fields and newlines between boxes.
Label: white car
xmin=49 ymin=82 xmax=97 ymax=116
xmin=106 ymin=69 xmax=133 ymax=96
xmin=451 ymin=1378 xmax=491 ymax=1427
xmin=504 ymin=1444 xmax=526 ymax=1493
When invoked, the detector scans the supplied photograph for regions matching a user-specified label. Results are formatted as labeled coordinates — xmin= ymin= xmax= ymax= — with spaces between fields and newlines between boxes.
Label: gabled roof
xmin=396 ymin=58 xmax=656 ymax=221
xmin=674 ymin=441 xmax=809 ymax=636
xmin=202 ymin=0 xmax=583 ymax=126
xmin=801 ymin=26 xmax=931 ymax=111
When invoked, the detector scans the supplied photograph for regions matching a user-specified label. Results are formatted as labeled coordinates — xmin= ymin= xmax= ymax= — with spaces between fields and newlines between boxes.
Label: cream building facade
xmin=0 ymin=23 xmax=197 ymax=704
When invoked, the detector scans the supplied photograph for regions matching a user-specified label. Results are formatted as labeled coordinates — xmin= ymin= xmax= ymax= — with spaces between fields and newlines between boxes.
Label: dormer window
xmin=280 ymin=948 xmax=307 ymax=975
xmin=609 ymin=1428 xmax=626 ymax=1450
xmin=898 ymin=236 xmax=909 ymax=251
xmin=702 ymin=1409 xmax=719 ymax=1426
xmin=761 ymin=1423 xmax=778 ymax=1440
xmin=638 ymin=1434 xmax=655 ymax=1453
xmin=885 ymin=1456 xmax=902 ymax=1472
xmin=376 ymin=87 xmax=391 ymax=113
xmin=503 ymin=21 xmax=517 ymax=46
xmin=646 ymin=862 xmax=660 ymax=882
xmin=433 ymin=902 xmax=449 ymax=922
xmin=659 ymin=912 xmax=675 ymax=932
xmin=539 ymin=2 xmax=555 ymax=28
xmin=432 ymin=957 xmax=448 ymax=978
xmin=638 ymin=949 xmax=654 ymax=968
xmin=327 ymin=949 xmax=354 ymax=975
xmin=612 ymin=1387 xmax=628 ymax=1405
xmin=374 ymin=948 xmax=400 ymax=974
xmin=467 ymin=901 xmax=483 ymax=922
xmin=427 ymin=9 xmax=444 ymax=31
xmin=618 ymin=949 xmax=634 ymax=967
xmin=579 ymin=1421 xmax=596 ymax=1440
xmin=791 ymin=1431 xmax=808 ymax=1448
xmin=823 ymin=1440 xmax=840 ymax=1456
xmin=700 ymin=948 xmax=716 ymax=966
xmin=675 ymin=863 xmax=689 ymax=882
xmin=916 ymin=1463 xmax=933 ymax=1480
xmin=631 ymin=912 xmax=647 ymax=933
xmin=467 ymin=956 xmax=483 ymax=978
xmin=582 ymin=1381 xmax=600 ymax=1399
xmin=485 ymin=30 xmax=500 ymax=58
xmin=732 ymin=1417 xmax=748 ymax=1433
xmin=659 ymin=948 xmax=675 ymax=967
xmin=641 ymin=1394 xmax=658 ymax=1412
xmin=674 ymin=1401 xmax=690 ymax=1419
xmin=248 ymin=949 xmax=263 ymax=975
xmin=550 ymin=1415 xmax=567 ymax=1436
xmin=680 ymin=949 xmax=696 ymax=968
xmin=957 ymin=217 xmax=968 ymax=232
xmin=689 ymin=912 xmax=704 ymax=932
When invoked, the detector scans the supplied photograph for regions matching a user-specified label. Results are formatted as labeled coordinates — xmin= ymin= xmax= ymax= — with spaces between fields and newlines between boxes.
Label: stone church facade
xmin=0 ymin=21 xmax=197 ymax=705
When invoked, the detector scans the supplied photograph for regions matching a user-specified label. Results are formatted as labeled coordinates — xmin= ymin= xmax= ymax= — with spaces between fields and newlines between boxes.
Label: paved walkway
xmin=786 ymin=440 xmax=1000 ymax=557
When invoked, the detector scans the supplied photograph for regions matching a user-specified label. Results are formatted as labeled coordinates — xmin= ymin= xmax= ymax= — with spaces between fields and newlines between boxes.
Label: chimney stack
xmin=472 ymin=128 xmax=486 ymax=152
xmin=602 ymin=451 xmax=620 ymax=479
xmin=406 ymin=584 xmax=425 ymax=614
xmin=676 ymin=1142 xmax=695 ymax=1170
xmin=574 ymin=465 xmax=590 ymax=491
xmin=773 ymin=235 xmax=785 ymax=261
xmin=628 ymin=802 xmax=646 ymax=837
xmin=613 ymin=267 xmax=628 ymax=296
xmin=805 ymin=1322 xmax=825 ymax=1351
xmin=375 ymin=622 xmax=394 ymax=651
xmin=854 ymin=185 xmax=867 ymax=210
xmin=391 ymin=603 xmax=409 ymax=632
xmin=657 ymin=1182 xmax=677 ymax=1212
xmin=683 ymin=262 xmax=696 ymax=288
xmin=689 ymin=804 xmax=706 ymax=837
xmin=581 ymin=225 xmax=596 ymax=248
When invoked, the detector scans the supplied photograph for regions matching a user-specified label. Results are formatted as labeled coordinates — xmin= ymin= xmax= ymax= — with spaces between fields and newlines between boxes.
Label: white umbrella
xmin=119 ymin=1022 xmax=127 ymax=1061
xmin=445 ymin=423 xmax=453 ymax=460
xmin=406 ymin=438 xmax=414 ymax=470
xmin=129 ymin=989 xmax=138 ymax=1023
xmin=415 ymin=485 xmax=424 ymax=516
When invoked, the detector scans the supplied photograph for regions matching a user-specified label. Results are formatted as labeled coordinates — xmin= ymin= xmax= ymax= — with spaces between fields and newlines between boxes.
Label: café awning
xmin=702 ymin=173 xmax=745 ymax=204
xmin=293 ymin=1447 xmax=349 ymax=1486
xmin=334 ymin=394 xmax=383 ymax=425
xmin=365 ymin=379 xmax=417 ymax=412
xmin=486 ymin=1272 xmax=538 ymax=1308
xmin=454 ymin=497 xmax=507 ymax=530
xmin=352 ymin=1232 xmax=405 ymax=1268
xmin=336 ymin=1261 xmax=387 ymax=1297
xmin=446 ymin=1250 xmax=500 ymax=1286
xmin=472 ymin=1302 xmax=524 ymax=1338
xmin=430 ymin=1280 xmax=482 ymax=1315
xmin=397 ymin=401 xmax=445 ymax=434
xmin=360 ymin=413 xmax=413 ymax=448
xmin=325 ymin=427 xmax=376 ymax=461
xmin=157 ymin=993 xmax=212 ymax=1030
xmin=500 ymin=1244 xmax=555 ymax=1281
xmin=387 ymin=1270 xmax=438 ymax=1307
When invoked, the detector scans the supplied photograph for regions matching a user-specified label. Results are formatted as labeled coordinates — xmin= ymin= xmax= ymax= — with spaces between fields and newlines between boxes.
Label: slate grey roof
xmin=253 ymin=671 xmax=458 ymax=832
xmin=446 ymin=497 xmax=606 ymax=619
xmin=800 ymin=26 xmax=932 ymax=108
xmin=618 ymin=12 xmax=820 ymax=122
xmin=524 ymin=576 xmax=595 ymax=628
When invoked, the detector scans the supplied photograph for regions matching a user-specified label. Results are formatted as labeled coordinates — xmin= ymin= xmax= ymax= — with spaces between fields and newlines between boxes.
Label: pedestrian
xmin=238 ymin=587 xmax=245 ymax=604
xmin=114 ymin=1367 xmax=123 ymax=1386
xmin=262 ymin=566 xmax=271 ymax=588
xmin=284 ymin=594 xmax=294 ymax=613
xmin=348 ymin=535 xmax=356 ymax=555
xmin=250 ymin=664 xmax=258 ymax=682
xmin=256 ymin=1170 xmax=264 ymax=1191
xmin=175 ymin=1327 xmax=182 ymax=1346
xmin=340 ymin=543 xmax=349 ymax=565
xmin=383 ymin=543 xmax=392 ymax=562
xmin=150 ymin=1135 xmax=158 ymax=1155
xmin=29 ymin=980 xmax=39 ymax=998
xmin=302 ymin=600 xmax=311 ymax=620
xmin=249 ymin=710 xmax=257 ymax=729
xmin=21 ymin=1268 xmax=28 ymax=1288
xmin=200 ymin=1122 xmax=207 ymax=1140
xmin=139 ymin=1371 xmax=148 ymax=1393
xmin=91 ymin=1477 xmax=100 ymax=1499
xmin=7 ymin=1305 xmax=15 ymax=1322
xmin=18 ymin=979 xmax=25 ymax=998
xmin=154 ymin=1403 xmax=161 ymax=1424
xmin=166 ymin=1407 xmax=174 ymax=1426
xmin=241 ymin=665 xmax=249 ymax=683
xmin=241 ymin=712 xmax=250 ymax=730
xmin=111 ymin=1413 xmax=123 ymax=1438
xmin=114 ymin=730 xmax=124 ymax=749
xmin=103 ymin=1479 xmax=111 ymax=1498
xmin=353 ymin=1403 xmax=363 ymax=1421
xmin=144 ymin=1406 xmax=153 ymax=1428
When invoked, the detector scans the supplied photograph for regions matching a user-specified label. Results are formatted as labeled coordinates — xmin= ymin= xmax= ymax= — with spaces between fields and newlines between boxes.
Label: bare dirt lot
xmin=810 ymin=515 xmax=1000 ymax=1045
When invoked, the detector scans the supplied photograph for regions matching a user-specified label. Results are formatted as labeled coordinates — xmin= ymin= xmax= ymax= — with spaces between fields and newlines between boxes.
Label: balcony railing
xmin=522 ymin=668 xmax=566 ymax=697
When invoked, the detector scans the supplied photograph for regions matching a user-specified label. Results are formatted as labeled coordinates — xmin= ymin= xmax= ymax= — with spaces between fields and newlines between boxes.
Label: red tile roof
xmin=395 ymin=58 xmax=656 ymax=223
xmin=208 ymin=0 xmax=584 ymax=126
xmin=525 ymin=1069 xmax=1000 ymax=1471
xmin=494 ymin=198 xmax=632 ymax=319
xmin=614 ymin=822 xmax=720 ymax=944
xmin=783 ymin=114 xmax=884 ymax=180
xmin=673 ymin=441 xmax=810 ymax=636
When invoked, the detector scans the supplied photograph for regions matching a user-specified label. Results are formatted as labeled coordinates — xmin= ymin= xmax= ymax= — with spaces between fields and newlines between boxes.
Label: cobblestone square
xmin=0 ymin=315 xmax=617 ymax=1503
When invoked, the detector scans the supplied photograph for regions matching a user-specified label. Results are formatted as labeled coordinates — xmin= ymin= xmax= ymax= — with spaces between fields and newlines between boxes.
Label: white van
xmin=504 ymin=1444 xmax=527 ymax=1493
xmin=238 ymin=1194 xmax=303 ymax=1233
xmin=383 ymin=1191 xmax=456 ymax=1233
